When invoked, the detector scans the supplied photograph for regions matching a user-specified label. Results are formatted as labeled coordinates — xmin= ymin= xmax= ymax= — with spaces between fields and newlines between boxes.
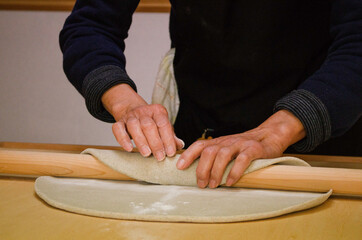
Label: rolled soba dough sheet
xmin=81 ymin=148 xmax=311 ymax=186
xmin=34 ymin=149 xmax=332 ymax=222
xmin=35 ymin=177 xmax=332 ymax=223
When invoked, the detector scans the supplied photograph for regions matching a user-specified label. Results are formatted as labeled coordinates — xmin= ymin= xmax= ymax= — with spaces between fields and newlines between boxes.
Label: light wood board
xmin=0 ymin=177 xmax=361 ymax=240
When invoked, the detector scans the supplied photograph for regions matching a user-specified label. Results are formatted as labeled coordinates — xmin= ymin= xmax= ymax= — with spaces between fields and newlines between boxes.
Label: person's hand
xmin=176 ymin=110 xmax=306 ymax=188
xmin=102 ymin=84 xmax=184 ymax=160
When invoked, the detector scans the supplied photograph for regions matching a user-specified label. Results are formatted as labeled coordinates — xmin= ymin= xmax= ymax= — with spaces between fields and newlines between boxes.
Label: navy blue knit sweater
xmin=60 ymin=0 xmax=362 ymax=155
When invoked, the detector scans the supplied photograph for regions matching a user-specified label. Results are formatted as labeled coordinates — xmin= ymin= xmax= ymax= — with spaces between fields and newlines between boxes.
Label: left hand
xmin=176 ymin=110 xmax=306 ymax=188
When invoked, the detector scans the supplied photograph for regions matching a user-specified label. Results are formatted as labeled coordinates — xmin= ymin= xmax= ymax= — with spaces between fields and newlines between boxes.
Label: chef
xmin=60 ymin=0 xmax=362 ymax=188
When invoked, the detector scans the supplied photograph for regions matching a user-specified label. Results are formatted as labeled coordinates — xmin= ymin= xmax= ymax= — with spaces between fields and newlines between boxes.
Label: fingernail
xmin=141 ymin=146 xmax=151 ymax=157
xmin=166 ymin=146 xmax=175 ymax=157
xmin=226 ymin=178 xmax=234 ymax=186
xmin=175 ymin=136 xmax=185 ymax=149
xmin=176 ymin=158 xmax=185 ymax=169
xmin=128 ymin=143 xmax=133 ymax=151
xmin=179 ymin=139 xmax=185 ymax=149
xmin=155 ymin=151 xmax=165 ymax=161
xmin=197 ymin=180 xmax=206 ymax=188
xmin=209 ymin=179 xmax=217 ymax=188
xmin=124 ymin=143 xmax=133 ymax=152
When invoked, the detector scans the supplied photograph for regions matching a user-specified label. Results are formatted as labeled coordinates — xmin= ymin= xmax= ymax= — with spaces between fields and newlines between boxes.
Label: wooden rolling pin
xmin=1 ymin=141 xmax=361 ymax=162
xmin=1 ymin=149 xmax=361 ymax=196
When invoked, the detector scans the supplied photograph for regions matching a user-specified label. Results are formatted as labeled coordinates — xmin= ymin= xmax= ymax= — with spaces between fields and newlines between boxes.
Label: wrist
xmin=101 ymin=84 xmax=147 ymax=121
xmin=258 ymin=110 xmax=306 ymax=151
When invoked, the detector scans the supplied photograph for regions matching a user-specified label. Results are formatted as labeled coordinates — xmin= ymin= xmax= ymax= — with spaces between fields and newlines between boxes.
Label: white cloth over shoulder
xmin=152 ymin=48 xmax=179 ymax=124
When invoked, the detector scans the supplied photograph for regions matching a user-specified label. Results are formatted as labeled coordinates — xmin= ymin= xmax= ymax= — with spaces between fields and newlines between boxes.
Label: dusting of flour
xmin=129 ymin=187 xmax=182 ymax=215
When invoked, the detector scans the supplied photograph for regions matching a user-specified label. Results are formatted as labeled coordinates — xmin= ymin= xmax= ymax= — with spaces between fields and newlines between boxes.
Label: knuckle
xmin=219 ymin=147 xmax=232 ymax=157
xmin=112 ymin=122 xmax=121 ymax=131
xmin=245 ymin=139 xmax=259 ymax=147
xmin=196 ymin=167 xmax=208 ymax=180
xmin=135 ymin=105 xmax=151 ymax=115
xmin=203 ymin=146 xmax=218 ymax=155
xmin=237 ymin=153 xmax=249 ymax=162
xmin=219 ymin=137 xmax=235 ymax=145
xmin=154 ymin=104 xmax=168 ymax=114
xmin=140 ymin=118 xmax=155 ymax=129
xmin=237 ymin=153 xmax=254 ymax=166
xmin=155 ymin=117 xmax=170 ymax=128
xmin=148 ymin=139 xmax=163 ymax=149
xmin=228 ymin=170 xmax=241 ymax=180
xmin=126 ymin=117 xmax=138 ymax=126
xmin=112 ymin=122 xmax=127 ymax=135
xmin=120 ymin=138 xmax=129 ymax=145
xmin=248 ymin=143 xmax=262 ymax=153
xmin=210 ymin=167 xmax=220 ymax=178
xmin=194 ymin=140 xmax=206 ymax=148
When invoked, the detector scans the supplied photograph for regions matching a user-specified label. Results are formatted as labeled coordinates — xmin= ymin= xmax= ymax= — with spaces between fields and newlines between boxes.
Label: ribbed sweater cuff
xmin=274 ymin=89 xmax=331 ymax=152
xmin=82 ymin=65 xmax=137 ymax=123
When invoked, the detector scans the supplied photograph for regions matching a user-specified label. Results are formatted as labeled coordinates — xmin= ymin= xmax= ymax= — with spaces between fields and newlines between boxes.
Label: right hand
xmin=101 ymin=84 xmax=184 ymax=160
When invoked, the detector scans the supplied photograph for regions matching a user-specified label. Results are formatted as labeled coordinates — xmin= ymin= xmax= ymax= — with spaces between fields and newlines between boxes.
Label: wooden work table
xmin=0 ymin=142 xmax=361 ymax=239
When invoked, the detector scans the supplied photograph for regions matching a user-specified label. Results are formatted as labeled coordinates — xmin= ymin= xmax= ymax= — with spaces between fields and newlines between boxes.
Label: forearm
xmin=60 ymin=0 xmax=139 ymax=122
xmin=273 ymin=0 xmax=362 ymax=152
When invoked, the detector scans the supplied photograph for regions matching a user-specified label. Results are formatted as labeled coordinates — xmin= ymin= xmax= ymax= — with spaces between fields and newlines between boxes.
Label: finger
xmin=139 ymin=116 xmax=165 ymax=161
xmin=177 ymin=140 xmax=211 ymax=170
xmin=154 ymin=113 xmax=176 ymax=157
xmin=174 ymin=136 xmax=185 ymax=150
xmin=196 ymin=145 xmax=219 ymax=188
xmin=112 ymin=121 xmax=133 ymax=152
xmin=126 ymin=116 xmax=152 ymax=157
xmin=226 ymin=145 xmax=262 ymax=186
xmin=208 ymin=145 xmax=238 ymax=188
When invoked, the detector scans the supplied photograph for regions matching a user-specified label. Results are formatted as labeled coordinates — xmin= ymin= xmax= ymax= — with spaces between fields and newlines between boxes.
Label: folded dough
xmin=81 ymin=148 xmax=310 ymax=186
xmin=34 ymin=149 xmax=332 ymax=223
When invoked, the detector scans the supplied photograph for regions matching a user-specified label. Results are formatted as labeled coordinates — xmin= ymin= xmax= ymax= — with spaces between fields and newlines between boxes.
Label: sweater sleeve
xmin=275 ymin=0 xmax=362 ymax=152
xmin=59 ymin=0 xmax=140 ymax=122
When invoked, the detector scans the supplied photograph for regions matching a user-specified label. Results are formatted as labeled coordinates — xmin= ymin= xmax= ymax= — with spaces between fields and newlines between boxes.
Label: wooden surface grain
xmin=0 ymin=177 xmax=361 ymax=240
xmin=0 ymin=0 xmax=171 ymax=12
